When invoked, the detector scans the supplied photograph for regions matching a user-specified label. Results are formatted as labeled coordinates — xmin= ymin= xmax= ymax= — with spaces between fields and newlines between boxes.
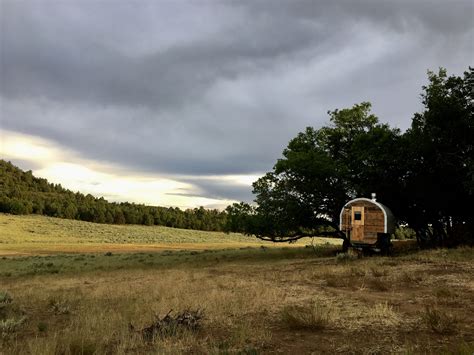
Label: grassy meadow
xmin=0 ymin=214 xmax=338 ymax=256
xmin=0 ymin=214 xmax=473 ymax=354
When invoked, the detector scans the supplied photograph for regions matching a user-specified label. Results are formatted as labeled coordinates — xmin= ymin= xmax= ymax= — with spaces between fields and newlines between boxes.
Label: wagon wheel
xmin=380 ymin=241 xmax=394 ymax=256
xmin=342 ymin=239 xmax=350 ymax=253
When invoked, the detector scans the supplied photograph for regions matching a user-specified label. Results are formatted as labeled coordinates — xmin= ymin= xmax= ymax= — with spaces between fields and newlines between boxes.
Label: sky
xmin=1 ymin=0 xmax=473 ymax=209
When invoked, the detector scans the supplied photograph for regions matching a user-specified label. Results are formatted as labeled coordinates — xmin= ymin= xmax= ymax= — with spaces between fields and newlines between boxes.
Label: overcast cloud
xmin=1 ymin=0 xmax=473 ymax=206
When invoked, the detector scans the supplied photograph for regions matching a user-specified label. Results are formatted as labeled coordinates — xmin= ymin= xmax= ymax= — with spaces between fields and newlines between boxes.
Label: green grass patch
xmin=0 ymin=246 xmax=335 ymax=278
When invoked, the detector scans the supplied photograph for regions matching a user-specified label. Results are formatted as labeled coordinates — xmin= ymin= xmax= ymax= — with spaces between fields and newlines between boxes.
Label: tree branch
xmin=254 ymin=230 xmax=346 ymax=243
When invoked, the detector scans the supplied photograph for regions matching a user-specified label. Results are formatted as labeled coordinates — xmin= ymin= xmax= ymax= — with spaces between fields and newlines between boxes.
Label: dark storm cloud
xmin=1 ymin=1 xmax=323 ymax=108
xmin=1 ymin=0 xmax=473 ymax=203
xmin=242 ymin=0 xmax=473 ymax=34
xmin=172 ymin=178 xmax=256 ymax=202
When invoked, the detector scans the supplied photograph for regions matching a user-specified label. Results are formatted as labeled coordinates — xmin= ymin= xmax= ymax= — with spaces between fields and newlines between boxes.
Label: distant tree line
xmin=0 ymin=160 xmax=227 ymax=231
xmin=225 ymin=67 xmax=473 ymax=247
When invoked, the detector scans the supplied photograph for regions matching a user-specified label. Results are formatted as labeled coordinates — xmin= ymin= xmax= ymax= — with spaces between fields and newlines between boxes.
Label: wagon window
xmin=354 ymin=211 xmax=362 ymax=220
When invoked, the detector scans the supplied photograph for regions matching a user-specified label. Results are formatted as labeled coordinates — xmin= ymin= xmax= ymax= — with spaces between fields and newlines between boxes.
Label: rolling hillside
xmin=0 ymin=213 xmax=337 ymax=256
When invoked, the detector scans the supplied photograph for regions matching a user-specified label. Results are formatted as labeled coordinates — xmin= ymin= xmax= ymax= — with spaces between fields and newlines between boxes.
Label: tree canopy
xmin=399 ymin=68 xmax=473 ymax=246
xmin=226 ymin=67 xmax=473 ymax=247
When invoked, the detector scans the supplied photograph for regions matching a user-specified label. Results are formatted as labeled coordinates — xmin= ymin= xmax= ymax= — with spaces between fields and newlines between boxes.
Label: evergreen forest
xmin=0 ymin=160 xmax=227 ymax=231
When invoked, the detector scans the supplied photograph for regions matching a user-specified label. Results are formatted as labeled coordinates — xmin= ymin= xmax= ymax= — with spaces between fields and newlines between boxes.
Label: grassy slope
xmin=0 ymin=213 xmax=340 ymax=255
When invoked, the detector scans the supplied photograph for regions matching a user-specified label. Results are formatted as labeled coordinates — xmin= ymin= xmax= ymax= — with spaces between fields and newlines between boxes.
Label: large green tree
xmin=401 ymin=68 xmax=473 ymax=246
xmin=226 ymin=102 xmax=402 ymax=242
xmin=227 ymin=67 xmax=473 ymax=247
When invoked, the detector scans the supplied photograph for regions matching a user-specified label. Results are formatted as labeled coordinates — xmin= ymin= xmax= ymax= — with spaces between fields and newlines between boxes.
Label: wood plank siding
xmin=340 ymin=199 xmax=387 ymax=244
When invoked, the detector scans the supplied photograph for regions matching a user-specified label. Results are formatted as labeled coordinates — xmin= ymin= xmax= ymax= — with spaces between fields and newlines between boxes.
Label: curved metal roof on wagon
xmin=339 ymin=197 xmax=396 ymax=238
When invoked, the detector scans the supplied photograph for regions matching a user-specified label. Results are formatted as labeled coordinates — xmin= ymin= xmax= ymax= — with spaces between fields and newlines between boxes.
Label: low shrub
xmin=48 ymin=299 xmax=71 ymax=315
xmin=0 ymin=291 xmax=12 ymax=304
xmin=131 ymin=309 xmax=204 ymax=341
xmin=37 ymin=321 xmax=48 ymax=332
xmin=280 ymin=301 xmax=332 ymax=330
xmin=422 ymin=306 xmax=458 ymax=334
xmin=0 ymin=316 xmax=26 ymax=337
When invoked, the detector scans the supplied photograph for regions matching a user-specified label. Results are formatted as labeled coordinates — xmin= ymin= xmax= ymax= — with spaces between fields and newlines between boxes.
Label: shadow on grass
xmin=0 ymin=245 xmax=340 ymax=278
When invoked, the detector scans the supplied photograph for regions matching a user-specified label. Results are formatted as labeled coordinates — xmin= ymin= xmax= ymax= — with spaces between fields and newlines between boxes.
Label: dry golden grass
xmin=1 ymin=246 xmax=473 ymax=354
xmin=0 ymin=214 xmax=473 ymax=354
xmin=367 ymin=302 xmax=401 ymax=326
xmin=280 ymin=300 xmax=333 ymax=330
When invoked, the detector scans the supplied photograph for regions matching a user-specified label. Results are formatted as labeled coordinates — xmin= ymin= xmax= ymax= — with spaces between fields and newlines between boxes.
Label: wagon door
xmin=351 ymin=206 xmax=364 ymax=242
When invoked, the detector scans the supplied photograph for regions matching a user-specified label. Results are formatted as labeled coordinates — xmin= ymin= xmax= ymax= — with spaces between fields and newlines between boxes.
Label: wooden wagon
xmin=339 ymin=194 xmax=396 ymax=254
